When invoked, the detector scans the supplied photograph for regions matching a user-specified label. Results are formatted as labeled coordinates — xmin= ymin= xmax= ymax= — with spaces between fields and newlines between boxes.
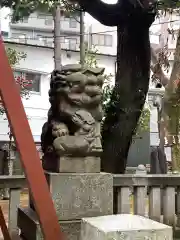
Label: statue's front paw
xmin=56 ymin=129 xmax=69 ymax=137
xmin=52 ymin=128 xmax=69 ymax=138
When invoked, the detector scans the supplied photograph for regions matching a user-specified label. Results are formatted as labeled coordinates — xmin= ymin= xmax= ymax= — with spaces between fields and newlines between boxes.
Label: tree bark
xmin=76 ymin=0 xmax=154 ymax=27
xmin=163 ymin=30 xmax=180 ymax=172
xmin=101 ymin=21 xmax=152 ymax=173
xmin=74 ymin=0 xmax=155 ymax=173
xmin=150 ymin=28 xmax=180 ymax=172
xmin=75 ymin=0 xmax=123 ymax=26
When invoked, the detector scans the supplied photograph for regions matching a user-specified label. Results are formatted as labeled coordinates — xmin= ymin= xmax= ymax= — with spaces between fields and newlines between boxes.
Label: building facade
xmin=9 ymin=11 xmax=81 ymax=50
xmin=1 ymin=41 xmax=116 ymax=143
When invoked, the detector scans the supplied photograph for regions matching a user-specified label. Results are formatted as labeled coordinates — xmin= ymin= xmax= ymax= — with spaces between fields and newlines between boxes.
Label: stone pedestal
xmin=18 ymin=172 xmax=113 ymax=240
xmin=43 ymin=154 xmax=101 ymax=173
xmin=58 ymin=156 xmax=101 ymax=173
xmin=81 ymin=214 xmax=173 ymax=240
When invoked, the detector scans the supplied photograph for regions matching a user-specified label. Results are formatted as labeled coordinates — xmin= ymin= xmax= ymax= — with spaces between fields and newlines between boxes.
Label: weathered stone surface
xmin=41 ymin=65 xmax=104 ymax=172
xmin=42 ymin=154 xmax=101 ymax=173
xmin=45 ymin=172 xmax=113 ymax=220
xmin=59 ymin=156 xmax=101 ymax=173
xmin=81 ymin=214 xmax=173 ymax=240
xmin=18 ymin=207 xmax=81 ymax=240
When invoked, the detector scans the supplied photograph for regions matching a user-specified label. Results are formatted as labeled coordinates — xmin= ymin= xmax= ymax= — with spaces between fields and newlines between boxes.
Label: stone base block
xmin=45 ymin=172 xmax=113 ymax=220
xmin=42 ymin=154 xmax=101 ymax=173
xmin=59 ymin=156 xmax=101 ymax=173
xmin=18 ymin=207 xmax=81 ymax=240
xmin=81 ymin=214 xmax=173 ymax=240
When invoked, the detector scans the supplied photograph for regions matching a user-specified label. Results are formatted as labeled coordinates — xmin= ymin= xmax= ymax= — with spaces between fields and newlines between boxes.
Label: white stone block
xmin=81 ymin=214 xmax=172 ymax=240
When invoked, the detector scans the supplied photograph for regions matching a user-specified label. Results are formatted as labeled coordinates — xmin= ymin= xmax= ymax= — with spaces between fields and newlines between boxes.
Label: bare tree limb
xmin=169 ymin=29 xmax=180 ymax=83
xmin=150 ymin=46 xmax=169 ymax=87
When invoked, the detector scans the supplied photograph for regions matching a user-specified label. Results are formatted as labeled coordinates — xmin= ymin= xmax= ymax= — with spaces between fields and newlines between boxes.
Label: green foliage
xmin=84 ymin=45 xmax=99 ymax=68
xmin=1 ymin=0 xmax=78 ymax=22
xmin=158 ymin=0 xmax=180 ymax=10
xmin=2 ymin=0 xmax=180 ymax=24
xmin=136 ymin=107 xmax=150 ymax=134
xmin=6 ymin=47 xmax=26 ymax=66
xmin=84 ymin=45 xmax=113 ymax=111
xmin=0 ymin=48 xmax=28 ymax=115
xmin=102 ymin=82 xmax=113 ymax=113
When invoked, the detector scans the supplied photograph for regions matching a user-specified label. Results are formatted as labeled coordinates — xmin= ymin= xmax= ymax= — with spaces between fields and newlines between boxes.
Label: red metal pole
xmin=0 ymin=206 xmax=11 ymax=240
xmin=0 ymin=37 xmax=63 ymax=239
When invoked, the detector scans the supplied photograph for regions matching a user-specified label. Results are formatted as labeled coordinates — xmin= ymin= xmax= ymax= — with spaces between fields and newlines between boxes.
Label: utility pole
xmin=80 ymin=9 xmax=85 ymax=67
xmin=54 ymin=4 xmax=62 ymax=71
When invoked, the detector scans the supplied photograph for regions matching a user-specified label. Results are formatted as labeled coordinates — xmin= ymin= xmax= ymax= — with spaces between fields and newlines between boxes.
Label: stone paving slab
xmin=81 ymin=214 xmax=173 ymax=240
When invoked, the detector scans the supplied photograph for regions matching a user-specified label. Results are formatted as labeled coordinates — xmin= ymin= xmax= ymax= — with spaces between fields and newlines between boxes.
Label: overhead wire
xmin=1 ymin=18 xmax=180 ymax=41
xmin=1 ymin=13 xmax=180 ymax=42
xmin=5 ymin=14 xmax=180 ymax=25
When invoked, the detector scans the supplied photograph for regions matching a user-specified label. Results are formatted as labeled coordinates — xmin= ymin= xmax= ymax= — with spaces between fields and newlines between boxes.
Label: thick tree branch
xmin=169 ymin=30 xmax=180 ymax=83
xmin=71 ymin=0 xmax=155 ymax=27
xmin=73 ymin=0 xmax=122 ymax=26
xmin=101 ymin=25 xmax=152 ymax=173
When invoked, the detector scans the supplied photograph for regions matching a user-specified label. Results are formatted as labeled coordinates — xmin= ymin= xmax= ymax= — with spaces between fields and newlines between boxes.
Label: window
xmin=60 ymin=37 xmax=65 ymax=43
xmin=92 ymin=34 xmax=113 ymax=46
xmin=11 ymin=33 xmax=27 ymax=43
xmin=1 ymin=31 xmax=8 ymax=38
xmin=37 ymin=35 xmax=47 ymax=43
xmin=37 ymin=13 xmax=48 ymax=19
xmin=37 ymin=35 xmax=42 ymax=40
xmin=12 ymin=32 xmax=26 ymax=38
xmin=99 ymin=35 xmax=105 ymax=45
xmin=46 ymin=41 xmax=53 ymax=47
xmin=104 ymin=35 xmax=113 ymax=46
xmin=69 ymin=18 xmax=77 ymax=28
xmin=45 ymin=18 xmax=53 ymax=25
xmin=66 ymin=38 xmax=77 ymax=50
xmin=14 ymin=71 xmax=41 ymax=93
xmin=92 ymin=34 xmax=99 ymax=45
xmin=19 ymin=34 xmax=26 ymax=43
xmin=22 ymin=17 xmax=28 ymax=23
xmin=37 ymin=13 xmax=53 ymax=25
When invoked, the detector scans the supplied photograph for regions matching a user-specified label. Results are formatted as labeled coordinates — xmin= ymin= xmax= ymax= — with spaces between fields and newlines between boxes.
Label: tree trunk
xmin=101 ymin=24 xmax=151 ymax=174
xmin=172 ymin=142 xmax=180 ymax=172
xmin=150 ymin=27 xmax=180 ymax=173
xmin=166 ymin=101 xmax=180 ymax=172
xmin=163 ymin=30 xmax=180 ymax=172
xmin=75 ymin=0 xmax=155 ymax=174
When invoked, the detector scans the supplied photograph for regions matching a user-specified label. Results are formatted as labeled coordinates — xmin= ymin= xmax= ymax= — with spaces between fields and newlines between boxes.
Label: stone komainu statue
xmin=41 ymin=64 xmax=104 ymax=172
